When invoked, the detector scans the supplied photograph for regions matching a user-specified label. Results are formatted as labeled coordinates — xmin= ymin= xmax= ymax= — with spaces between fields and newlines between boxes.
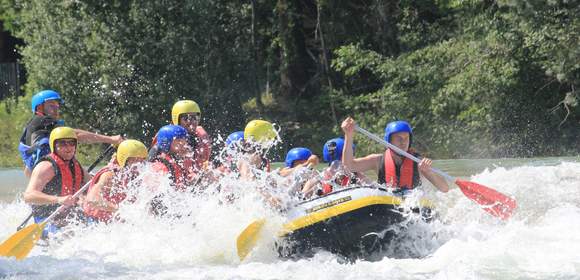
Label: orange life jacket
xmin=31 ymin=153 xmax=84 ymax=218
xmin=321 ymin=172 xmax=351 ymax=195
xmin=380 ymin=149 xmax=418 ymax=189
xmin=152 ymin=152 xmax=186 ymax=190
xmin=84 ymin=164 xmax=132 ymax=222
xmin=150 ymin=126 xmax=211 ymax=164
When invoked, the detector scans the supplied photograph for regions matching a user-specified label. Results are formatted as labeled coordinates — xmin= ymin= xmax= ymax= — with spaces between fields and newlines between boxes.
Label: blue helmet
xmin=384 ymin=121 xmax=413 ymax=145
xmin=285 ymin=147 xmax=312 ymax=167
xmin=323 ymin=137 xmax=355 ymax=163
xmin=226 ymin=131 xmax=244 ymax=146
xmin=156 ymin=125 xmax=188 ymax=152
xmin=31 ymin=90 xmax=62 ymax=113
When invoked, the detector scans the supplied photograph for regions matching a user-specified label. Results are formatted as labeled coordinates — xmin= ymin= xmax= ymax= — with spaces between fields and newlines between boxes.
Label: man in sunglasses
xmin=170 ymin=100 xmax=211 ymax=169
xmin=148 ymin=100 xmax=212 ymax=182
xmin=23 ymin=127 xmax=91 ymax=238
xmin=19 ymin=89 xmax=123 ymax=177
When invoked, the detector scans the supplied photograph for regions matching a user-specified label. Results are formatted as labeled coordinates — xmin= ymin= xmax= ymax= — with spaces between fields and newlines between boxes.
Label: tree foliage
xmin=0 ymin=0 xmax=578 ymax=166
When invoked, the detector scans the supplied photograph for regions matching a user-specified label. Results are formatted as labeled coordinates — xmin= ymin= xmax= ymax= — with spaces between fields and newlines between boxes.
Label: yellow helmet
xmin=49 ymin=126 xmax=77 ymax=152
xmin=171 ymin=100 xmax=201 ymax=125
xmin=244 ymin=120 xmax=277 ymax=143
xmin=116 ymin=139 xmax=148 ymax=168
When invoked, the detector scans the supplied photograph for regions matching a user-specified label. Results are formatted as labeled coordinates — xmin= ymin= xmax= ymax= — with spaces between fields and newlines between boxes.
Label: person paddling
xmin=23 ymin=127 xmax=92 ymax=238
xmin=83 ymin=140 xmax=148 ymax=223
xmin=19 ymin=89 xmax=123 ymax=177
xmin=341 ymin=117 xmax=449 ymax=193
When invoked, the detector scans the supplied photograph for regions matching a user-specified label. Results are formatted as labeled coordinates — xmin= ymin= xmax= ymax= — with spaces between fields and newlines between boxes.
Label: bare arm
xmin=341 ymin=117 xmax=382 ymax=173
xmin=279 ymin=155 xmax=319 ymax=177
xmin=24 ymin=166 xmax=32 ymax=178
xmin=300 ymin=177 xmax=320 ymax=199
xmin=74 ymin=129 xmax=123 ymax=145
xmin=277 ymin=167 xmax=294 ymax=177
xmin=85 ymin=171 xmax=118 ymax=212
xmin=418 ymin=158 xmax=449 ymax=192
xmin=238 ymin=159 xmax=255 ymax=181
xmin=23 ymin=162 xmax=75 ymax=206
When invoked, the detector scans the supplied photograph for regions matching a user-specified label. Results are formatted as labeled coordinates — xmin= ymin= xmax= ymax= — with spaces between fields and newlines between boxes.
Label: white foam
xmin=1 ymin=161 xmax=579 ymax=279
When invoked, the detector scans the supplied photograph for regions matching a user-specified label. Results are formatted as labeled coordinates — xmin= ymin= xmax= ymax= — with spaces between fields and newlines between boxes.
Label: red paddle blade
xmin=455 ymin=179 xmax=517 ymax=220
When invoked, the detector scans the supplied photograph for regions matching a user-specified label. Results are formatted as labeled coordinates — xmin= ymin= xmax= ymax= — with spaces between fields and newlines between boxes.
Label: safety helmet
xmin=156 ymin=125 xmax=188 ymax=152
xmin=116 ymin=139 xmax=148 ymax=168
xmin=284 ymin=147 xmax=312 ymax=167
xmin=226 ymin=131 xmax=244 ymax=146
xmin=49 ymin=126 xmax=77 ymax=152
xmin=384 ymin=121 xmax=413 ymax=145
xmin=171 ymin=100 xmax=201 ymax=125
xmin=244 ymin=120 xmax=276 ymax=143
xmin=323 ymin=137 xmax=355 ymax=163
xmin=31 ymin=90 xmax=62 ymax=113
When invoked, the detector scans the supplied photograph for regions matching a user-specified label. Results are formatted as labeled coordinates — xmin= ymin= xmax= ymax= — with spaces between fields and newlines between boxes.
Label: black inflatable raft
xmin=277 ymin=186 xmax=435 ymax=261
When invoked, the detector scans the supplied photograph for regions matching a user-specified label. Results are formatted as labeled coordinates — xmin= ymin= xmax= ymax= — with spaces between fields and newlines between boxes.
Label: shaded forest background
xmin=0 ymin=0 xmax=578 ymax=166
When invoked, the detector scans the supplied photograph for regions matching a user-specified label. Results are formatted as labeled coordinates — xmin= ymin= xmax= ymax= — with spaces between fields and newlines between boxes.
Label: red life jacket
xmin=383 ymin=149 xmax=415 ymax=189
xmin=84 ymin=164 xmax=131 ymax=222
xmin=46 ymin=153 xmax=83 ymax=195
xmin=31 ymin=153 xmax=84 ymax=218
xmin=153 ymin=152 xmax=186 ymax=190
xmin=321 ymin=172 xmax=351 ymax=195
xmin=151 ymin=126 xmax=211 ymax=172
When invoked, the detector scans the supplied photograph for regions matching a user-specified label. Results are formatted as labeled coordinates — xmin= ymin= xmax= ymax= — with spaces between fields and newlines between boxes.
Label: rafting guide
xmin=19 ymin=90 xmax=123 ymax=178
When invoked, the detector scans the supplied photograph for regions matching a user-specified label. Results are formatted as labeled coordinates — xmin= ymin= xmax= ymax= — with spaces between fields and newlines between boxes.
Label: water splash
xmin=1 ymin=161 xmax=579 ymax=279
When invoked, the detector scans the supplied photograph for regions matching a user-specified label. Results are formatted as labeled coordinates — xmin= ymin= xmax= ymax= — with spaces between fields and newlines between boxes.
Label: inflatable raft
xmin=277 ymin=186 xmax=435 ymax=261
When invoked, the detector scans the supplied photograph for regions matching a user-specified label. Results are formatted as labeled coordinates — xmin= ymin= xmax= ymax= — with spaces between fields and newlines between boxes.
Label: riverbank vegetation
xmin=0 ymin=0 xmax=578 ymax=167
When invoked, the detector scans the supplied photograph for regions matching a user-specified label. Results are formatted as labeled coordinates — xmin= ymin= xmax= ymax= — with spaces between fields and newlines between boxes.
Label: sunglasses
xmin=180 ymin=113 xmax=201 ymax=122
xmin=328 ymin=142 xmax=337 ymax=152
xmin=328 ymin=142 xmax=337 ymax=160
xmin=56 ymin=139 xmax=77 ymax=147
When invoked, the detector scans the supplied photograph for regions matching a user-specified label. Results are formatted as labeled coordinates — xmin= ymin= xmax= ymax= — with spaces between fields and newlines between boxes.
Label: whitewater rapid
xmin=1 ymin=160 xmax=580 ymax=279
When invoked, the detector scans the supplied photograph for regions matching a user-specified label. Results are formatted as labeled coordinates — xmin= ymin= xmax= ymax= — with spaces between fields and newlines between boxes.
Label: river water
xmin=1 ymin=156 xmax=580 ymax=279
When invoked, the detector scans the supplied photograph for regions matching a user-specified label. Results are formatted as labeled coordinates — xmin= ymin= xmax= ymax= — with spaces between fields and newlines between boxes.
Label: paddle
xmin=236 ymin=218 xmax=266 ymax=261
xmin=16 ymin=145 xmax=116 ymax=231
xmin=0 ymin=145 xmax=115 ymax=260
xmin=0 ymin=178 xmax=95 ymax=259
xmin=237 ymin=170 xmax=326 ymax=261
xmin=354 ymin=125 xmax=517 ymax=220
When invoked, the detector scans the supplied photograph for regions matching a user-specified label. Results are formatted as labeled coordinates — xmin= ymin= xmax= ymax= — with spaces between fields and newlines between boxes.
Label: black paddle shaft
xmin=15 ymin=145 xmax=116 ymax=231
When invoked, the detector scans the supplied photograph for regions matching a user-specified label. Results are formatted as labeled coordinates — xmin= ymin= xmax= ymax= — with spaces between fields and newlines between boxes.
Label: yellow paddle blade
xmin=0 ymin=222 xmax=45 ymax=260
xmin=236 ymin=219 xmax=265 ymax=261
